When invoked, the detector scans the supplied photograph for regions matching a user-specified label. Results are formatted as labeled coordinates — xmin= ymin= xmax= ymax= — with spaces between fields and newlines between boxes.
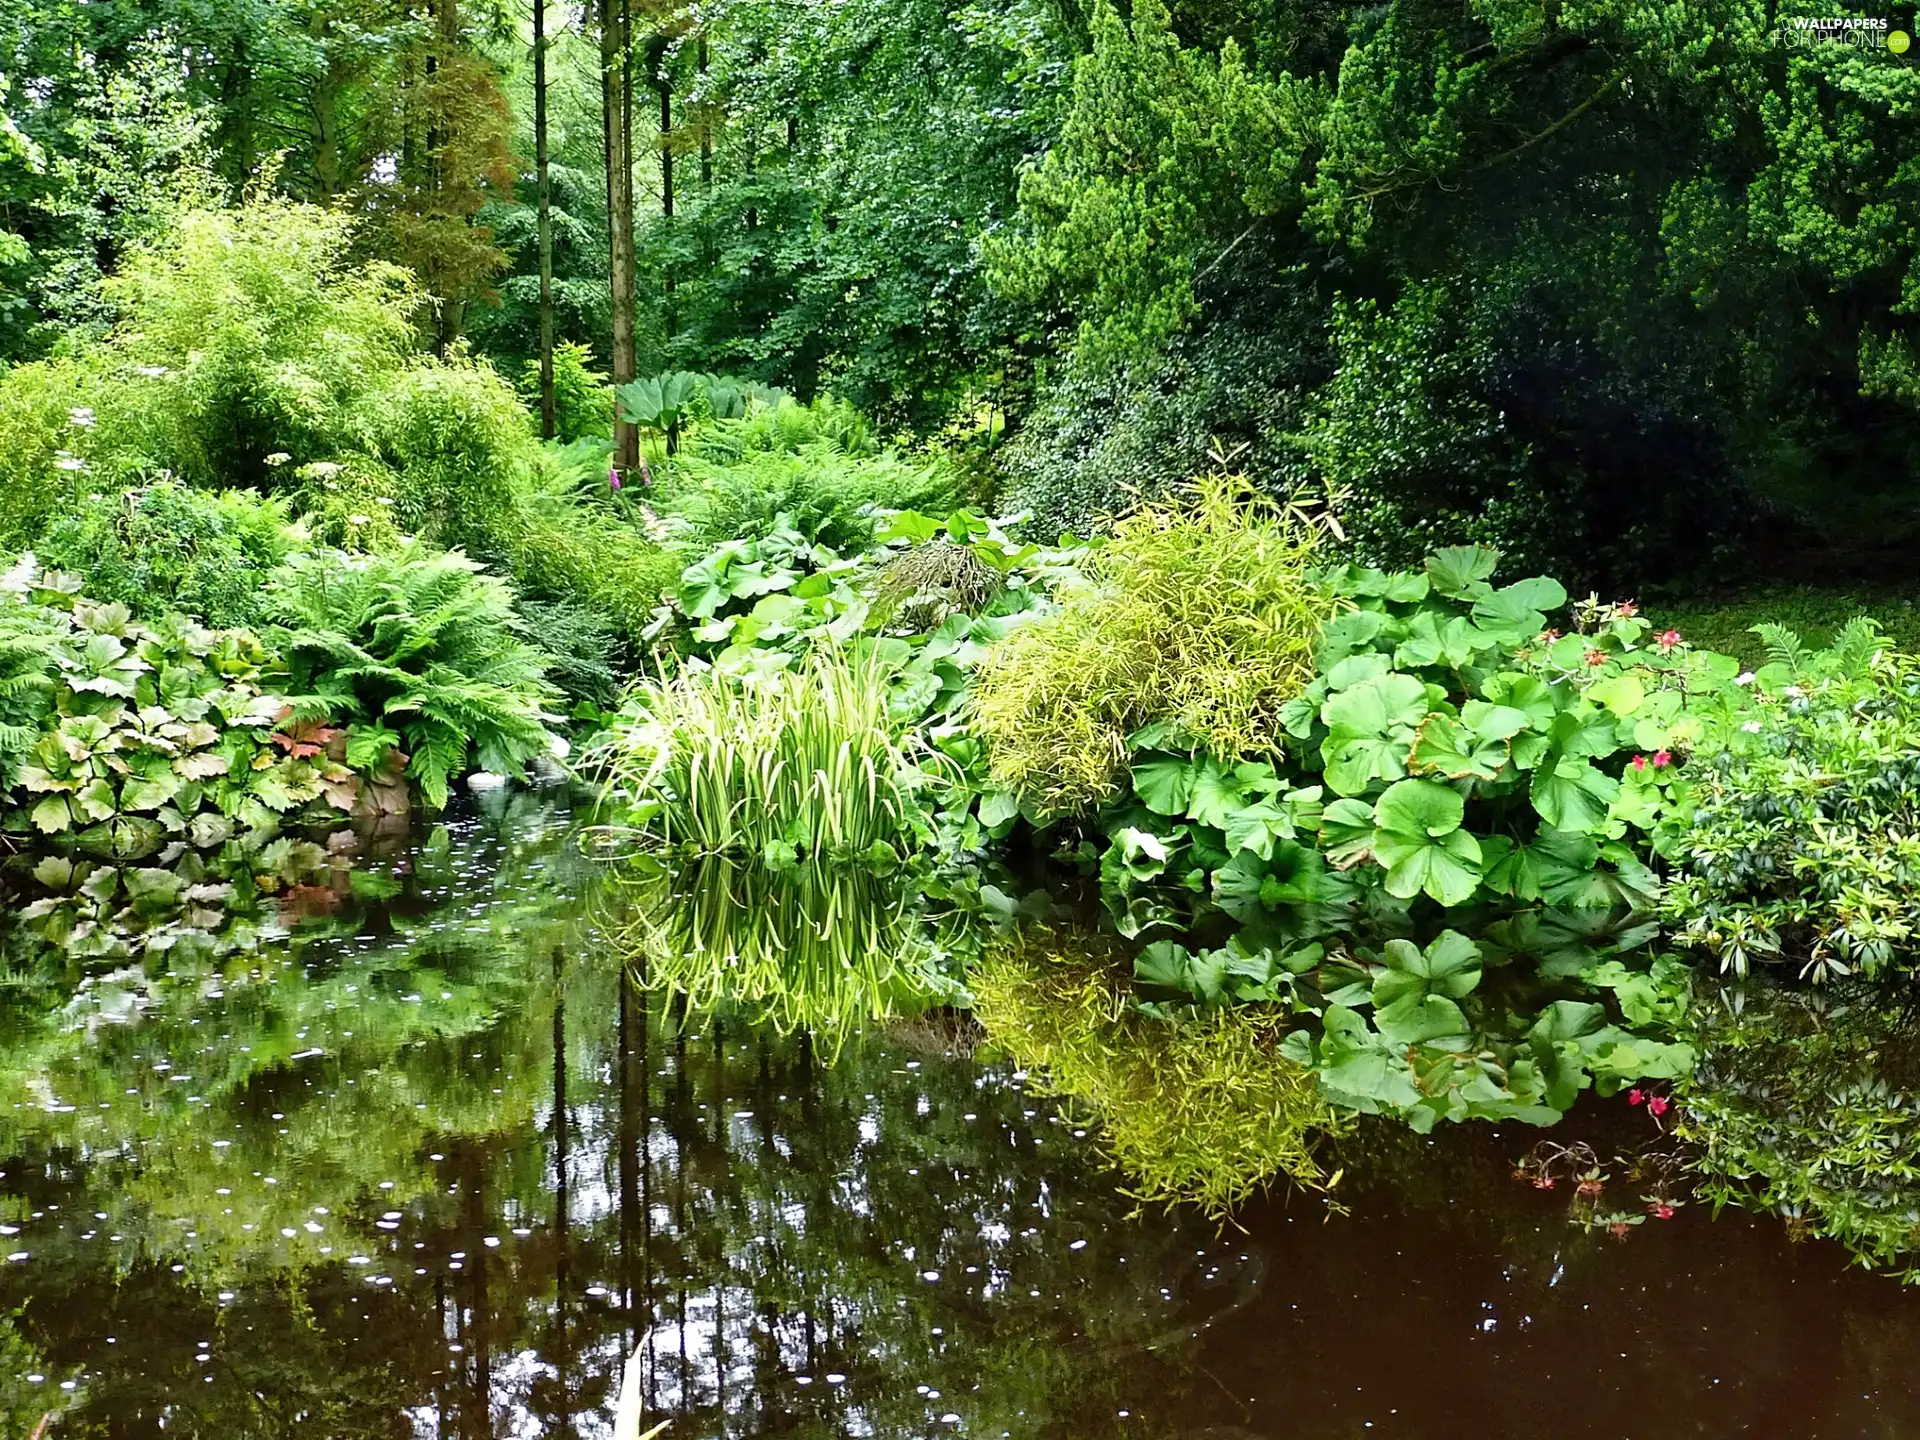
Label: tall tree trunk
xmin=655 ymin=45 xmax=675 ymax=342
xmin=533 ymin=0 xmax=556 ymax=439
xmin=602 ymin=0 xmax=638 ymax=472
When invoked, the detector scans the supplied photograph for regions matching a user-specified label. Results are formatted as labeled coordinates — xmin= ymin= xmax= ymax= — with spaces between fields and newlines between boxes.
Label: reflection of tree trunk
xmin=466 ymin=1171 xmax=490 ymax=1439
xmin=601 ymin=0 xmax=638 ymax=471
xmin=533 ymin=0 xmax=556 ymax=438
xmin=552 ymin=946 xmax=572 ymax=1434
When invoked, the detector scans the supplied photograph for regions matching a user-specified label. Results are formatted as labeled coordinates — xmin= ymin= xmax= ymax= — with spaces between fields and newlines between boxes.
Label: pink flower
xmin=1608 ymin=1222 xmax=1631 ymax=1239
xmin=1652 ymin=749 xmax=1673 ymax=769
xmin=1616 ymin=600 xmax=1639 ymax=618
xmin=1584 ymin=648 xmax=1608 ymax=667
xmin=1650 ymin=1202 xmax=1676 ymax=1220
xmin=1657 ymin=629 xmax=1683 ymax=652
xmin=1631 ymin=755 xmax=1648 ymax=772
xmin=608 ymin=466 xmax=623 ymax=492
xmin=1647 ymin=1095 xmax=1671 ymax=1118
xmin=1627 ymin=1088 xmax=1644 ymax=1106
xmin=1541 ymin=628 xmax=1562 ymax=644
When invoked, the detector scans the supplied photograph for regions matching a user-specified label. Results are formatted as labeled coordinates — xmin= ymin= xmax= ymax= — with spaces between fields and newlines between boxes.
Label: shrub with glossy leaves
xmin=1662 ymin=619 xmax=1920 ymax=982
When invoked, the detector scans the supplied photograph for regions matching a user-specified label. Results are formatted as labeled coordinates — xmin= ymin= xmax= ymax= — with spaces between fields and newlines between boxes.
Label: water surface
xmin=0 ymin=794 xmax=1915 ymax=1438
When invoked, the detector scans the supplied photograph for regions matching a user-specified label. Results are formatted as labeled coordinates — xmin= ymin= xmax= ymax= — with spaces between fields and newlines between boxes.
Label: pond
xmin=1 ymin=793 xmax=1917 ymax=1438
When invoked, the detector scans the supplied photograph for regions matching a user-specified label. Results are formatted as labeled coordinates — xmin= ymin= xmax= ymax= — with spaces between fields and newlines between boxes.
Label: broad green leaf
xmin=1424 ymin=544 xmax=1500 ymax=597
xmin=30 ymin=795 xmax=72 ymax=834
xmin=1408 ymin=714 xmax=1509 ymax=781
xmin=1221 ymin=799 xmax=1294 ymax=859
xmin=1373 ymin=826 xmax=1483 ymax=905
xmin=1185 ymin=757 xmax=1245 ymax=829
xmin=1480 ymin=673 xmax=1559 ymax=730
xmin=1530 ymin=759 xmax=1620 ymax=834
xmin=1375 ymin=993 xmax=1471 ymax=1048
xmin=1481 ymin=827 xmax=1599 ymax=902
xmin=1321 ymin=672 xmax=1429 ymax=734
xmin=1395 ymin=611 xmax=1491 ymax=670
xmin=1587 ymin=673 xmax=1646 ymax=716
xmin=1463 ymin=701 xmax=1531 ymax=742
xmin=1373 ymin=778 xmax=1465 ymax=837
xmin=977 ymin=790 xmax=1019 ymax=828
xmin=1319 ymin=798 xmax=1377 ymax=868
xmin=1372 ymin=931 xmax=1483 ymax=1007
xmin=1131 ymin=756 xmax=1195 ymax=816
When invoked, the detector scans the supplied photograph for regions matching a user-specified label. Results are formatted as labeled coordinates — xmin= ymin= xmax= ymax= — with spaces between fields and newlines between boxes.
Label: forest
xmin=2 ymin=1 xmax=1920 ymax=1434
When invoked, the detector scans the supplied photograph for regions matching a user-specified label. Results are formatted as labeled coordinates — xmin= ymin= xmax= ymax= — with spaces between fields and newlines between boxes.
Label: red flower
xmin=1647 ymin=1095 xmax=1671 ymax=1118
xmin=1577 ymin=1178 xmax=1605 ymax=1198
xmin=1627 ymin=1088 xmax=1644 ymax=1106
xmin=1608 ymin=1222 xmax=1632 ymax=1239
xmin=1657 ymin=629 xmax=1683 ymax=651
xmin=1652 ymin=749 xmax=1673 ymax=769
xmin=1584 ymin=648 xmax=1608 ymax=667
xmin=1541 ymin=628 xmax=1562 ymax=644
xmin=1650 ymin=1202 xmax=1676 ymax=1220
xmin=1631 ymin=754 xmax=1648 ymax=771
xmin=1533 ymin=1176 xmax=1556 ymax=1190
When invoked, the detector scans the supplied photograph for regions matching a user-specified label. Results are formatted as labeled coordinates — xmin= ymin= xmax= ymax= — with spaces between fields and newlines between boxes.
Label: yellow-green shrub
xmin=970 ymin=474 xmax=1333 ymax=813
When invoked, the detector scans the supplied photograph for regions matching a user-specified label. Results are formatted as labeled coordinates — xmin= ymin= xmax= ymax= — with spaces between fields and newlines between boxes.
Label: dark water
xmin=1 ymin=796 xmax=1917 ymax=1438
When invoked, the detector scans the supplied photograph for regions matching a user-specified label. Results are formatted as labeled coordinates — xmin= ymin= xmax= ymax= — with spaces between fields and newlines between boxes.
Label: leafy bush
xmin=368 ymin=353 xmax=536 ymax=556
xmin=34 ymin=483 xmax=298 ymax=628
xmin=99 ymin=196 xmax=420 ymax=482
xmin=971 ymin=927 xmax=1341 ymax=1214
xmin=0 ymin=564 xmax=363 ymax=859
xmin=518 ymin=341 xmax=612 ymax=443
xmin=266 ymin=548 xmax=562 ymax=807
xmin=971 ymin=475 xmax=1330 ymax=814
xmin=287 ymin=456 xmax=409 ymax=553
xmin=0 ymin=356 xmax=139 ymax=548
xmin=598 ymin=649 xmax=929 ymax=868
xmin=505 ymin=500 xmax=681 ymax=651
xmin=1662 ymin=620 xmax=1920 ymax=982
xmin=682 ymin=394 xmax=873 ymax=463
xmin=659 ymin=443 xmax=957 ymax=551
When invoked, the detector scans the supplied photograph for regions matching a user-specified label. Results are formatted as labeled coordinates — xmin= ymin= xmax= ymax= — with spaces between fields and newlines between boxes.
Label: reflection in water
xmin=0 ymin=795 xmax=1916 ymax=1437
xmin=605 ymin=855 xmax=969 ymax=1053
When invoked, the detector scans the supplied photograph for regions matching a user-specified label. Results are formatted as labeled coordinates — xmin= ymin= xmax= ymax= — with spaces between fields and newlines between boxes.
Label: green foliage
xmin=1662 ymin=621 xmax=1920 ymax=982
xmin=972 ymin=475 xmax=1331 ymax=813
xmin=1681 ymin=982 xmax=1920 ymax=1282
xmin=100 ymin=196 xmax=420 ymax=482
xmin=609 ymin=855 xmax=965 ymax=1053
xmin=682 ymin=394 xmax=873 ymax=464
xmin=520 ymin=341 xmax=612 ymax=443
xmin=266 ymin=548 xmax=563 ymax=808
xmin=0 ymin=562 xmax=361 ymax=858
xmin=971 ymin=926 xmax=1342 ymax=1215
xmin=1274 ymin=932 xmax=1694 ymax=1132
xmin=34 ymin=482 xmax=298 ymax=628
xmin=368 ymin=352 xmax=537 ymax=556
xmin=660 ymin=443 xmax=959 ymax=551
xmin=504 ymin=499 xmax=682 ymax=652
xmin=1129 ymin=548 xmax=1736 ymax=918
xmin=596 ymin=648 xmax=930 ymax=868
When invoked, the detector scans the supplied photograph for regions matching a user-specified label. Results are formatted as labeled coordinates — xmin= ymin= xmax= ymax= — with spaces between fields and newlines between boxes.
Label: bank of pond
xmin=0 ymin=790 xmax=1917 ymax=1436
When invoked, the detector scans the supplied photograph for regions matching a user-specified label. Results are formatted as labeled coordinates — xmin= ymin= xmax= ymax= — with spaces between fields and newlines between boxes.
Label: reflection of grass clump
xmin=970 ymin=475 xmax=1333 ymax=815
xmin=1680 ymin=982 xmax=1920 ymax=1279
xmin=971 ymin=930 xmax=1343 ymax=1216
xmin=608 ymin=856 xmax=963 ymax=1053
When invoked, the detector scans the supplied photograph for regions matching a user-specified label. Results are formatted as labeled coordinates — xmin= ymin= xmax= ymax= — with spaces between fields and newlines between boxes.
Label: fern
xmin=1751 ymin=621 xmax=1809 ymax=678
xmin=265 ymin=545 xmax=561 ymax=802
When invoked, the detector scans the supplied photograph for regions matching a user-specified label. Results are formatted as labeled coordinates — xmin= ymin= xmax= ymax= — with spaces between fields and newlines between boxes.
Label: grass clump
xmin=970 ymin=928 xmax=1342 ymax=1216
xmin=597 ymin=648 xmax=927 ymax=866
xmin=970 ymin=474 xmax=1333 ymax=814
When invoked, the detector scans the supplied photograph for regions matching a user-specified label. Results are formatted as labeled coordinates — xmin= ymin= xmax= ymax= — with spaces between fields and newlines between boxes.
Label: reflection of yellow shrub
xmin=970 ymin=474 xmax=1333 ymax=815
xmin=971 ymin=928 xmax=1343 ymax=1216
